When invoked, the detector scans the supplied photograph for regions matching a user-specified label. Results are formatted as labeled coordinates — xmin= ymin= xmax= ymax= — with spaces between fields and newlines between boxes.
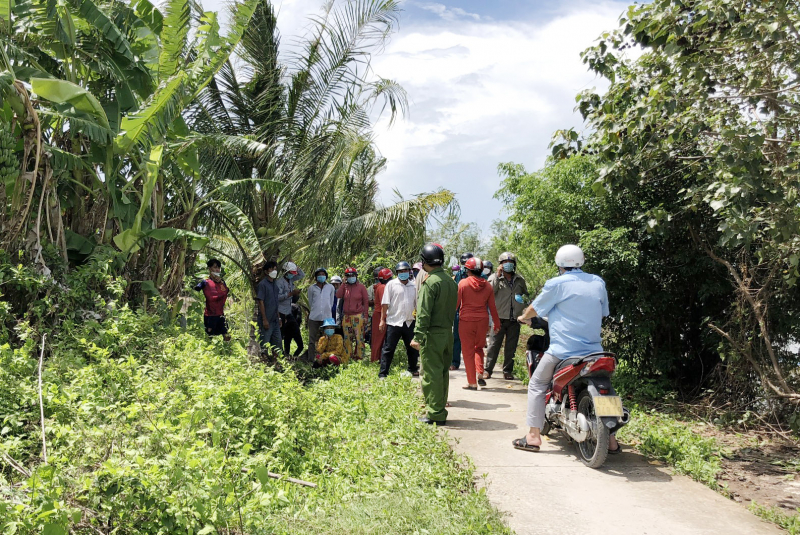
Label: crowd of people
xmin=194 ymin=243 xmax=610 ymax=438
xmin=194 ymin=250 xmax=532 ymax=386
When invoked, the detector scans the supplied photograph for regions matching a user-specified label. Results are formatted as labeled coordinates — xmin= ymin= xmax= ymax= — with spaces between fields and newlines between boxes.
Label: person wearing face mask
xmin=485 ymin=252 xmax=529 ymax=380
xmin=370 ymin=267 xmax=393 ymax=362
xmin=194 ymin=258 xmax=231 ymax=341
xmin=379 ymin=261 xmax=420 ymax=378
xmin=330 ymin=275 xmax=343 ymax=323
xmin=307 ymin=267 xmax=335 ymax=362
xmin=336 ymin=267 xmax=369 ymax=361
xmin=449 ymin=252 xmax=474 ymax=371
xmin=256 ymin=261 xmax=282 ymax=359
xmin=482 ymin=260 xmax=495 ymax=350
xmin=457 ymin=257 xmax=501 ymax=390
xmin=315 ymin=318 xmax=346 ymax=366
xmin=277 ymin=261 xmax=305 ymax=358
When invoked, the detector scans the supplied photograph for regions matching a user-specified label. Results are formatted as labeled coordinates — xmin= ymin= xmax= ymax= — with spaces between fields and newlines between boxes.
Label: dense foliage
xmin=0 ymin=0 xmax=453 ymax=328
xmin=0 ymin=269 xmax=507 ymax=534
xmin=494 ymin=0 xmax=800 ymax=420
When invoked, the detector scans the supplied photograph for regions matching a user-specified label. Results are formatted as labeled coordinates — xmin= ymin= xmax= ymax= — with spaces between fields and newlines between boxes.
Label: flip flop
xmin=512 ymin=437 xmax=540 ymax=452
xmin=608 ymin=445 xmax=622 ymax=455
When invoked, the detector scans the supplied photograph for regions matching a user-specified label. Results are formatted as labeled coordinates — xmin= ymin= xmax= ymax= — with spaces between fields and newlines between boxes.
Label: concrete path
xmin=443 ymin=369 xmax=782 ymax=535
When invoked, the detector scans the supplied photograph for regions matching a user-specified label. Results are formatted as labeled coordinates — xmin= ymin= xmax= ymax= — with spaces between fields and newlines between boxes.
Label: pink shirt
xmin=336 ymin=281 xmax=369 ymax=316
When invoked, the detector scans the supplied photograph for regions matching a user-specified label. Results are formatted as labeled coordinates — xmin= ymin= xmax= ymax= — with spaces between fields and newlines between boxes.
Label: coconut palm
xmin=191 ymin=0 xmax=456 ymax=292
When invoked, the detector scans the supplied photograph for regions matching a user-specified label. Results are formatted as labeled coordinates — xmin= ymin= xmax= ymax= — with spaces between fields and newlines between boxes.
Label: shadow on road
xmin=449 ymin=400 xmax=511 ymax=411
xmin=445 ymin=418 xmax=519 ymax=431
xmin=544 ymin=433 xmax=674 ymax=483
xmin=475 ymin=386 xmax=528 ymax=395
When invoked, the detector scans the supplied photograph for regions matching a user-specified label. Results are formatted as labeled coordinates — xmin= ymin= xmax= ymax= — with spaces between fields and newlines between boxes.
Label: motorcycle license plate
xmin=593 ymin=396 xmax=623 ymax=417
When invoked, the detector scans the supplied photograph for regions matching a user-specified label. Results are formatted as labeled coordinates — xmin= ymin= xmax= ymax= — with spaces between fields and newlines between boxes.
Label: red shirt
xmin=457 ymin=276 xmax=500 ymax=325
xmin=336 ymin=281 xmax=369 ymax=316
xmin=197 ymin=279 xmax=229 ymax=316
xmin=372 ymin=282 xmax=386 ymax=319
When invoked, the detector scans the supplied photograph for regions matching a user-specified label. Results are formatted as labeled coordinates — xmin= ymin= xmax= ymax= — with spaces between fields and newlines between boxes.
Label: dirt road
xmin=443 ymin=369 xmax=782 ymax=535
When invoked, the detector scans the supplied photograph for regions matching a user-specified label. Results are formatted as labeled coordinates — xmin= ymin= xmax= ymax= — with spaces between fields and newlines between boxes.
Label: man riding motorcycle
xmin=512 ymin=244 xmax=618 ymax=454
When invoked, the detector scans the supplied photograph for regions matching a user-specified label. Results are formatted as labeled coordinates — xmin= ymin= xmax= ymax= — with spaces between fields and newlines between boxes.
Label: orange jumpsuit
xmin=370 ymin=282 xmax=387 ymax=362
xmin=457 ymin=275 xmax=501 ymax=385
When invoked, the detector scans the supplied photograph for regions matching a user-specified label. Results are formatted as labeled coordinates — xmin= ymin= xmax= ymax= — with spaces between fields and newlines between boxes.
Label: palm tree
xmin=191 ymin=0 xmax=456 ymax=291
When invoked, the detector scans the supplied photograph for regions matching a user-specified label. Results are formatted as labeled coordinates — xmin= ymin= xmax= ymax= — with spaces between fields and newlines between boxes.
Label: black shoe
xmin=478 ymin=378 xmax=486 ymax=386
xmin=418 ymin=416 xmax=446 ymax=426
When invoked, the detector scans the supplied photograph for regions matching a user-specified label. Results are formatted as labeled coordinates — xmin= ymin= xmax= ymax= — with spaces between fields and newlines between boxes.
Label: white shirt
xmin=307 ymin=283 xmax=335 ymax=322
xmin=382 ymin=278 xmax=417 ymax=327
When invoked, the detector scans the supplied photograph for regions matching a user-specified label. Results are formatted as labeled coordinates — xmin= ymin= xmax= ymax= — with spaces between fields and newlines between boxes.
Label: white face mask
xmin=482 ymin=268 xmax=490 ymax=276
xmin=211 ymin=271 xmax=221 ymax=278
xmin=268 ymin=270 xmax=278 ymax=279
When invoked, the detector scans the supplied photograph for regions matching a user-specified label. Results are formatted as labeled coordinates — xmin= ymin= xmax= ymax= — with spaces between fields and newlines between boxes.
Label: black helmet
xmin=421 ymin=244 xmax=444 ymax=266
xmin=482 ymin=260 xmax=494 ymax=272
xmin=373 ymin=266 xmax=384 ymax=279
xmin=314 ymin=267 xmax=328 ymax=277
xmin=460 ymin=252 xmax=474 ymax=265
xmin=396 ymin=261 xmax=412 ymax=271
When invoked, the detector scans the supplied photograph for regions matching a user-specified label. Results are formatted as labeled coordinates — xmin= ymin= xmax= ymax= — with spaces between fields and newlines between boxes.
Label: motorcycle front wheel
xmin=575 ymin=391 xmax=609 ymax=468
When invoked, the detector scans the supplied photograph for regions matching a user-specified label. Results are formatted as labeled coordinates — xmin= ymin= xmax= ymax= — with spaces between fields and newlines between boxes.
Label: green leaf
xmin=116 ymin=73 xmax=185 ymax=153
xmin=113 ymin=228 xmax=143 ymax=253
xmin=254 ymin=466 xmax=270 ymax=486
xmin=140 ymin=279 xmax=160 ymax=296
xmin=72 ymin=0 xmax=135 ymax=62
xmin=64 ymin=229 xmax=95 ymax=254
xmin=31 ymin=78 xmax=109 ymax=128
xmin=42 ymin=524 xmax=66 ymax=535
xmin=0 ymin=0 xmax=13 ymax=31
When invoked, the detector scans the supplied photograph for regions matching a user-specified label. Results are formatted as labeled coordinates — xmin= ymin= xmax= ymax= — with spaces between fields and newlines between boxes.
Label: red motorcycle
xmin=526 ymin=318 xmax=630 ymax=468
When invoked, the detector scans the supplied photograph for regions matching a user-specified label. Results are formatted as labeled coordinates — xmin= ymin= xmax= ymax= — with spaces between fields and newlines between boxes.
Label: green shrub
xmin=0 ymin=307 xmax=509 ymax=534
xmin=616 ymin=406 xmax=722 ymax=488
xmin=749 ymin=503 xmax=800 ymax=535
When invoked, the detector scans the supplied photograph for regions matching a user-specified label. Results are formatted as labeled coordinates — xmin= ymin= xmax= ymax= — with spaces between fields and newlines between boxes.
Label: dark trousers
xmin=485 ymin=319 xmax=521 ymax=375
xmin=280 ymin=313 xmax=303 ymax=357
xmin=451 ymin=313 xmax=461 ymax=368
xmin=379 ymin=322 xmax=420 ymax=377
xmin=307 ymin=319 xmax=323 ymax=363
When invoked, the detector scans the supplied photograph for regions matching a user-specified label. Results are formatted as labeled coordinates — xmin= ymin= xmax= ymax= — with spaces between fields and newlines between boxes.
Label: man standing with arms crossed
xmin=411 ymin=244 xmax=458 ymax=426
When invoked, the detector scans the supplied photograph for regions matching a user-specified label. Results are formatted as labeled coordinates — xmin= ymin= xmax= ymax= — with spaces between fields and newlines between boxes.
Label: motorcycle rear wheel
xmin=575 ymin=391 xmax=609 ymax=468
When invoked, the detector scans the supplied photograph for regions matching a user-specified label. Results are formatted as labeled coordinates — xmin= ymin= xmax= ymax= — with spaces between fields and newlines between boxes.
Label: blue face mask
xmin=286 ymin=273 xmax=294 ymax=280
xmin=324 ymin=329 xmax=335 ymax=336
xmin=515 ymin=294 xmax=525 ymax=304
xmin=347 ymin=277 xmax=357 ymax=284
xmin=316 ymin=275 xmax=327 ymax=284
xmin=398 ymin=272 xmax=410 ymax=281
xmin=502 ymin=262 xmax=515 ymax=273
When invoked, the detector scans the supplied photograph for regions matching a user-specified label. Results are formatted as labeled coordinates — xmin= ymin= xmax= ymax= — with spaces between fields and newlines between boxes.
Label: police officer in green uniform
xmin=411 ymin=243 xmax=458 ymax=425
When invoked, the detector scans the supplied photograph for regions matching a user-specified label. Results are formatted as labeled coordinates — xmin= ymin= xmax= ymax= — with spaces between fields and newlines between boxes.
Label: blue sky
xmin=206 ymin=0 xmax=634 ymax=234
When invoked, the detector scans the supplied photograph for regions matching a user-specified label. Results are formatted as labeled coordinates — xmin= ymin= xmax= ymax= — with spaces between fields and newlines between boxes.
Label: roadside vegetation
xmin=0 ymin=260 xmax=508 ymax=534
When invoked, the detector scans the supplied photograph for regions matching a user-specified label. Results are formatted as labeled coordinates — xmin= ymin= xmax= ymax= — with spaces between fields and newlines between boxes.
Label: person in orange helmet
xmin=457 ymin=257 xmax=500 ymax=390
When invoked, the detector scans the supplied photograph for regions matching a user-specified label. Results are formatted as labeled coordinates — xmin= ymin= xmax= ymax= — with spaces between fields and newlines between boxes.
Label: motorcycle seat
xmin=553 ymin=352 xmax=616 ymax=373
xmin=554 ymin=357 xmax=585 ymax=373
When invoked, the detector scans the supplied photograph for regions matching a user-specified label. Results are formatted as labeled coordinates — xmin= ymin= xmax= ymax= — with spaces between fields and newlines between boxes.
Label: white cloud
xmin=416 ymin=2 xmax=483 ymax=22
xmin=370 ymin=2 xmax=630 ymax=232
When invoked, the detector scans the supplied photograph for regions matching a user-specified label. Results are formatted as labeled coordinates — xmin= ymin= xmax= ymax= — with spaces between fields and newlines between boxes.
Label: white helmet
xmin=330 ymin=275 xmax=343 ymax=284
xmin=555 ymin=244 xmax=584 ymax=268
xmin=283 ymin=261 xmax=297 ymax=272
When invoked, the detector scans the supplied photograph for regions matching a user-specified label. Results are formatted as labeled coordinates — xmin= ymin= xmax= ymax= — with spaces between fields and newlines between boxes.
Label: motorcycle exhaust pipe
xmin=620 ymin=408 xmax=631 ymax=425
